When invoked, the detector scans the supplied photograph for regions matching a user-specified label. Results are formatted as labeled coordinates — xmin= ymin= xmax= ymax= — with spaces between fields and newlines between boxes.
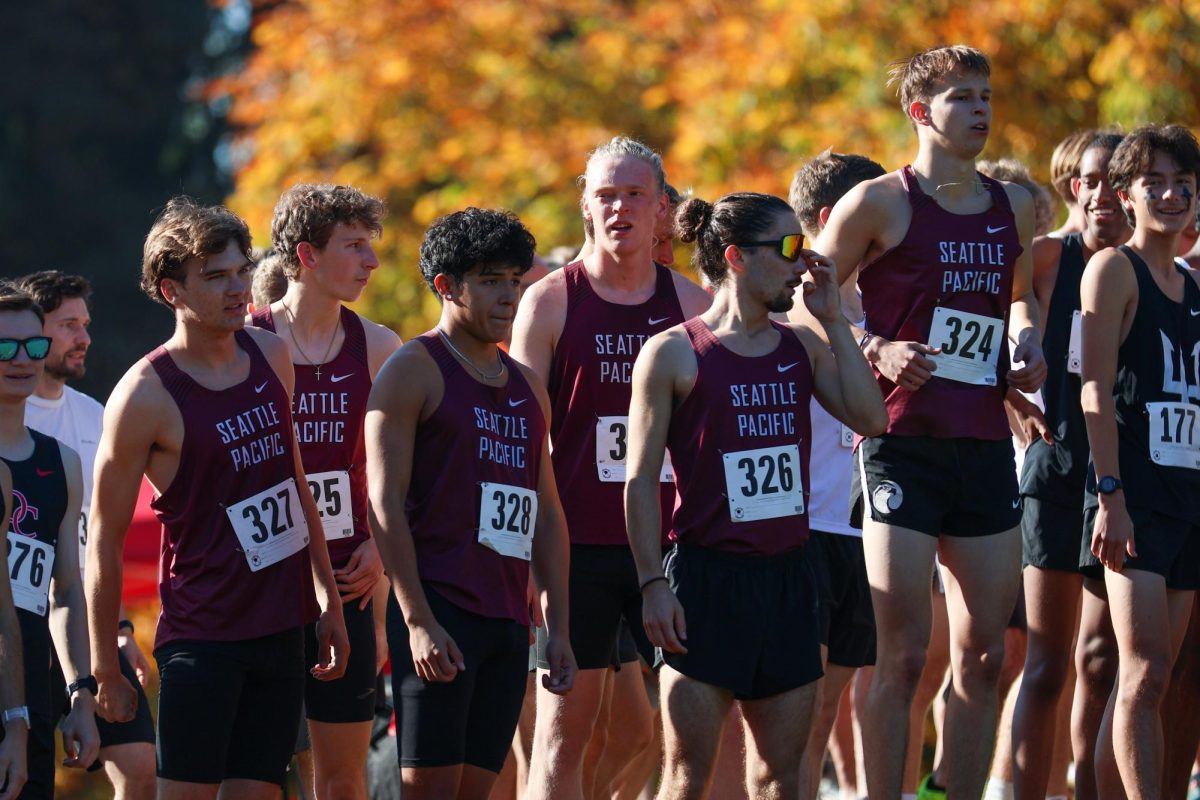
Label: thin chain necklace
xmin=437 ymin=328 xmax=505 ymax=380
xmin=283 ymin=303 xmax=339 ymax=380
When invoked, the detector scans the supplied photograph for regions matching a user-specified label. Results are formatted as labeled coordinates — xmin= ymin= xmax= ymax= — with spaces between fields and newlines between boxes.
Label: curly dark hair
xmin=789 ymin=150 xmax=885 ymax=237
xmin=141 ymin=197 xmax=252 ymax=307
xmin=1109 ymin=124 xmax=1200 ymax=226
xmin=271 ymin=184 xmax=386 ymax=280
xmin=418 ymin=208 xmax=536 ymax=293
xmin=675 ymin=192 xmax=794 ymax=288
xmin=16 ymin=271 xmax=91 ymax=316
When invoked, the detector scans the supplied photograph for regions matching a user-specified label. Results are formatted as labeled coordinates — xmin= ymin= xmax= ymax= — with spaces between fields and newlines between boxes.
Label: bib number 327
xmin=722 ymin=444 xmax=805 ymax=523
xmin=596 ymin=416 xmax=674 ymax=483
xmin=226 ymin=478 xmax=309 ymax=572
xmin=478 ymin=482 xmax=538 ymax=561
xmin=1148 ymin=401 xmax=1200 ymax=470
xmin=6 ymin=532 xmax=55 ymax=616
xmin=928 ymin=307 xmax=1002 ymax=386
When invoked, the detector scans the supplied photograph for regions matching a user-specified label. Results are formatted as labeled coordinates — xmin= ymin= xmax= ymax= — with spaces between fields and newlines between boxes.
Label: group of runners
xmin=1 ymin=42 xmax=1199 ymax=800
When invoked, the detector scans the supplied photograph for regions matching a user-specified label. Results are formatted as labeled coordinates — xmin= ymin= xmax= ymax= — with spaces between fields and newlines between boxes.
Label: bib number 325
xmin=722 ymin=444 xmax=805 ymax=523
xmin=226 ymin=478 xmax=309 ymax=572
xmin=306 ymin=470 xmax=354 ymax=540
xmin=928 ymin=307 xmax=1003 ymax=386
xmin=478 ymin=482 xmax=538 ymax=561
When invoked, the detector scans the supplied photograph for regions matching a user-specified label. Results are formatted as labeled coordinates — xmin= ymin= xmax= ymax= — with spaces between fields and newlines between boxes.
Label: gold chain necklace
xmin=282 ymin=303 xmax=339 ymax=381
xmin=437 ymin=328 xmax=505 ymax=380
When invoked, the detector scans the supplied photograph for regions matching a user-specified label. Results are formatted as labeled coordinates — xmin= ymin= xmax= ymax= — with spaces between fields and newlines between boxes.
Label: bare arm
xmin=1006 ymin=184 xmax=1048 ymax=392
xmin=1080 ymin=249 xmax=1136 ymax=570
xmin=510 ymin=274 xmax=567 ymax=389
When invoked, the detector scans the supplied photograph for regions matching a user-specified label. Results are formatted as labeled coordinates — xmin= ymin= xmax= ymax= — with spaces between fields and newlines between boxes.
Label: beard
xmin=45 ymin=354 xmax=85 ymax=382
xmin=765 ymin=292 xmax=795 ymax=314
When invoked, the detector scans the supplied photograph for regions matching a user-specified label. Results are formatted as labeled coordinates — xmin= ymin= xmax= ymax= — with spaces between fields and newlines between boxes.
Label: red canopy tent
xmin=121 ymin=478 xmax=162 ymax=605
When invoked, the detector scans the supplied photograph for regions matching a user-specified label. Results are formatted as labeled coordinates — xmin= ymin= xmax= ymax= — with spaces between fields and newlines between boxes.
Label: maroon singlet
xmin=148 ymin=330 xmax=318 ymax=648
xmin=549 ymin=261 xmax=684 ymax=546
xmin=858 ymin=165 xmax=1019 ymax=439
xmin=668 ymin=319 xmax=814 ymax=556
xmin=407 ymin=332 xmax=546 ymax=623
xmin=251 ymin=306 xmax=371 ymax=569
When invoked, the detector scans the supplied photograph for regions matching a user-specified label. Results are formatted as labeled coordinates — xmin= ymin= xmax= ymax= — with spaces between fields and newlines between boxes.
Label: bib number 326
xmin=478 ymin=482 xmax=538 ymax=561
xmin=1148 ymin=401 xmax=1200 ymax=470
xmin=6 ymin=532 xmax=55 ymax=616
xmin=596 ymin=416 xmax=674 ymax=483
xmin=722 ymin=444 xmax=805 ymax=523
xmin=226 ymin=478 xmax=309 ymax=572
xmin=928 ymin=307 xmax=1002 ymax=386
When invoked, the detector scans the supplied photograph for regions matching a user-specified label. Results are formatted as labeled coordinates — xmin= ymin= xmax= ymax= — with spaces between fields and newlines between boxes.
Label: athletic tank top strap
xmin=339 ymin=305 xmax=369 ymax=366
xmin=250 ymin=305 xmax=276 ymax=333
xmin=682 ymin=316 xmax=720 ymax=356
xmin=419 ymin=329 xmax=465 ymax=377
xmin=900 ymin=164 xmax=937 ymax=214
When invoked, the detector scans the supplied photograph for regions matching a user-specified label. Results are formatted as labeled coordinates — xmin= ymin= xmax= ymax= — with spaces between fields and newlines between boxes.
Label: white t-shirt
xmin=25 ymin=387 xmax=104 ymax=573
xmin=807 ymin=396 xmax=861 ymax=538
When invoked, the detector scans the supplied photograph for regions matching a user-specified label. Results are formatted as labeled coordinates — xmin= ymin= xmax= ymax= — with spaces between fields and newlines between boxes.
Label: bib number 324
xmin=722 ymin=444 xmax=805 ymax=523
xmin=478 ymin=482 xmax=538 ymax=561
xmin=928 ymin=307 xmax=1002 ymax=386
xmin=226 ymin=478 xmax=309 ymax=572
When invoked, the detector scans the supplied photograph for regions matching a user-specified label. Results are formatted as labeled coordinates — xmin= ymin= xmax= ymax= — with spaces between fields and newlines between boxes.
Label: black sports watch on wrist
xmin=1097 ymin=475 xmax=1123 ymax=495
xmin=65 ymin=675 xmax=98 ymax=701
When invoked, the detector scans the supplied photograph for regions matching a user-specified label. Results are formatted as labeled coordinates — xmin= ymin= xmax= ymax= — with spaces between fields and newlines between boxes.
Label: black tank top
xmin=1088 ymin=246 xmax=1200 ymax=521
xmin=3 ymin=429 xmax=67 ymax=716
xmin=1021 ymin=233 xmax=1088 ymax=503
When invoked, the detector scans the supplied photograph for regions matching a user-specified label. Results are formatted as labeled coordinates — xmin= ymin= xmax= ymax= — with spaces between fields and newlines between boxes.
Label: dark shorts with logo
xmin=852 ymin=435 xmax=1021 ymax=538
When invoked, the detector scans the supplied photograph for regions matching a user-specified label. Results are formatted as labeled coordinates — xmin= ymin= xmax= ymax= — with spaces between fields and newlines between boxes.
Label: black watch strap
xmin=1097 ymin=475 xmax=1123 ymax=495
xmin=66 ymin=675 xmax=98 ymax=700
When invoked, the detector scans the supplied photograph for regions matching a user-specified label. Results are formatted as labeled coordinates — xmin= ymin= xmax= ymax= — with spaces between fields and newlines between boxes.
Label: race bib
xmin=722 ymin=444 xmax=805 ymax=523
xmin=1068 ymin=310 xmax=1082 ymax=375
xmin=306 ymin=470 xmax=354 ymax=540
xmin=478 ymin=482 xmax=538 ymax=560
xmin=928 ymin=307 xmax=1003 ymax=386
xmin=595 ymin=416 xmax=674 ymax=483
xmin=225 ymin=478 xmax=309 ymax=572
xmin=6 ymin=532 xmax=54 ymax=616
xmin=840 ymin=423 xmax=855 ymax=449
xmin=1148 ymin=401 xmax=1200 ymax=470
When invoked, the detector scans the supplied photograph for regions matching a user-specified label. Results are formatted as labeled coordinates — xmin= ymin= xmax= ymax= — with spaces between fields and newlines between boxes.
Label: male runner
xmin=811 ymin=46 xmax=1047 ymax=799
xmin=0 ymin=286 xmax=100 ymax=798
xmin=511 ymin=137 xmax=711 ymax=800
xmin=18 ymin=270 xmax=157 ymax=799
xmin=1080 ymin=124 xmax=1200 ymax=799
xmin=626 ymin=191 xmax=886 ymax=798
xmin=250 ymin=184 xmax=399 ymax=800
xmin=0 ymin=459 xmax=28 ymax=800
xmin=1009 ymin=133 xmax=1129 ymax=800
xmin=366 ymin=207 xmax=574 ymax=799
xmin=1048 ymin=130 xmax=1099 ymax=238
xmin=786 ymin=149 xmax=887 ymax=800
xmin=86 ymin=197 xmax=349 ymax=799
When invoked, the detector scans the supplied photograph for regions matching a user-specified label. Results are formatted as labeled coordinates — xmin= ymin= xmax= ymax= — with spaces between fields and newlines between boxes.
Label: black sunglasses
xmin=0 ymin=336 xmax=52 ymax=362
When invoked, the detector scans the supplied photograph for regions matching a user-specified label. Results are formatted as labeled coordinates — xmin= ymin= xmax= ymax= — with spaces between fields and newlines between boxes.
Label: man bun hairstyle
xmin=676 ymin=192 xmax=794 ymax=288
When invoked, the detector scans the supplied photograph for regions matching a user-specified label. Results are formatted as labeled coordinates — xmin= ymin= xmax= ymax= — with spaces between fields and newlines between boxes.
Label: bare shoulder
xmin=359 ymin=314 xmax=403 ymax=376
xmin=670 ymin=271 xmax=713 ymax=317
xmin=1032 ymin=234 xmax=1065 ymax=267
xmin=999 ymin=179 xmax=1035 ymax=214
xmin=642 ymin=325 xmax=695 ymax=365
xmin=242 ymin=324 xmax=289 ymax=362
xmin=1083 ymin=246 xmax=1136 ymax=297
xmin=107 ymin=358 xmax=172 ymax=418
xmin=521 ymin=267 xmax=569 ymax=313
xmin=374 ymin=336 xmax=438 ymax=393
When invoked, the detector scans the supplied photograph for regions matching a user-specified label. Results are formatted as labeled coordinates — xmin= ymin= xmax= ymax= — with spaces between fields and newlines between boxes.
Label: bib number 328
xmin=478 ymin=482 xmax=538 ymax=561
xmin=6 ymin=532 xmax=55 ymax=616
xmin=928 ymin=307 xmax=1003 ymax=386
xmin=226 ymin=478 xmax=309 ymax=572
xmin=722 ymin=444 xmax=805 ymax=523
xmin=596 ymin=416 xmax=674 ymax=483
xmin=1148 ymin=401 xmax=1200 ymax=470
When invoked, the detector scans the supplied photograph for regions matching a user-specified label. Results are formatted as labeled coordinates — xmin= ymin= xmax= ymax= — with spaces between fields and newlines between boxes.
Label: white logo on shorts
xmin=872 ymin=481 xmax=904 ymax=515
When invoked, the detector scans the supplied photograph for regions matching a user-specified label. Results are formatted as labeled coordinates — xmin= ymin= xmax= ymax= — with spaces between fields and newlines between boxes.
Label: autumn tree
xmin=220 ymin=0 xmax=1200 ymax=337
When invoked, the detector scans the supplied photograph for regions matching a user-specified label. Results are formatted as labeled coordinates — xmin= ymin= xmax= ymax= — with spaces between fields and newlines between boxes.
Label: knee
xmin=878 ymin=646 xmax=928 ymax=698
xmin=956 ymin=640 xmax=1006 ymax=689
xmin=1023 ymin=650 xmax=1072 ymax=698
xmin=746 ymin=758 xmax=800 ymax=796
xmin=1077 ymin=634 xmax=1118 ymax=686
xmin=320 ymin=771 xmax=367 ymax=800
xmin=1120 ymin=656 xmax=1172 ymax=705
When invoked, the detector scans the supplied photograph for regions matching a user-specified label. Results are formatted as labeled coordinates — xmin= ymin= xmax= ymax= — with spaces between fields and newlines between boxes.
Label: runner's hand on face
xmin=59 ymin=700 xmax=100 ymax=769
xmin=540 ymin=636 xmax=576 ymax=696
xmin=311 ymin=605 xmax=351 ymax=681
xmin=869 ymin=339 xmax=940 ymax=391
xmin=408 ymin=621 xmax=465 ymax=683
xmin=800 ymin=253 xmax=842 ymax=325
xmin=1008 ymin=339 xmax=1048 ymax=392
xmin=0 ymin=724 xmax=28 ymax=800
xmin=641 ymin=581 xmax=688 ymax=654
xmin=95 ymin=672 xmax=138 ymax=724
xmin=117 ymin=632 xmax=152 ymax=688
xmin=335 ymin=538 xmax=386 ymax=609
xmin=1092 ymin=498 xmax=1136 ymax=572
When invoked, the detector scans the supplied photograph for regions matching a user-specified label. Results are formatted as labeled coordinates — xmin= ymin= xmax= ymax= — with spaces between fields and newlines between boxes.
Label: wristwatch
xmin=2 ymin=706 xmax=30 ymax=729
xmin=1096 ymin=475 xmax=1123 ymax=495
xmin=65 ymin=675 xmax=98 ymax=701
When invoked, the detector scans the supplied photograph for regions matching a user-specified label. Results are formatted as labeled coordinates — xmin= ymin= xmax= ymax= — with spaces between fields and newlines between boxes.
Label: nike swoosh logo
xmin=1012 ymin=498 xmax=1021 ymax=509
xmin=1191 ymin=309 xmax=1200 ymax=317
xmin=987 ymin=225 xmax=1008 ymax=234
xmin=255 ymin=382 xmax=269 ymax=393
xmin=36 ymin=468 xmax=54 ymax=477
xmin=330 ymin=373 xmax=353 ymax=383
xmin=777 ymin=362 xmax=800 ymax=373
xmin=508 ymin=398 xmax=528 ymax=408
xmin=648 ymin=316 xmax=671 ymax=326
